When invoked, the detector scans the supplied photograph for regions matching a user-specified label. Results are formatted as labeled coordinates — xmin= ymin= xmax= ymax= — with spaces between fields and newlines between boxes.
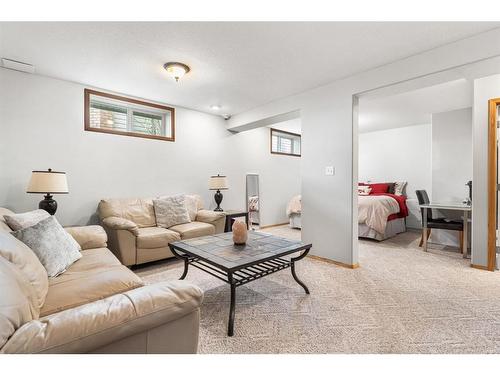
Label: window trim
xmin=269 ymin=127 xmax=301 ymax=157
xmin=84 ymin=88 xmax=175 ymax=142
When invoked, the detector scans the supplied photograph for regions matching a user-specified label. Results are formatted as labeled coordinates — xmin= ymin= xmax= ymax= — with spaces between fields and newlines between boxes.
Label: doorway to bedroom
xmin=356 ymin=78 xmax=473 ymax=255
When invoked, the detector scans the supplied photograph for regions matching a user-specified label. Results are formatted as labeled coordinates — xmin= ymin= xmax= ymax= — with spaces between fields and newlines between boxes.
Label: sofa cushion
xmin=0 ymin=231 xmax=49 ymax=310
xmin=3 ymin=209 xmax=50 ymax=231
xmin=65 ymin=225 xmax=108 ymax=250
xmin=136 ymin=227 xmax=180 ymax=249
xmin=153 ymin=195 xmax=191 ymax=229
xmin=169 ymin=221 xmax=215 ymax=240
xmin=0 ymin=256 xmax=39 ymax=348
xmin=98 ymin=198 xmax=156 ymax=228
xmin=40 ymin=248 xmax=143 ymax=317
xmin=11 ymin=216 xmax=82 ymax=277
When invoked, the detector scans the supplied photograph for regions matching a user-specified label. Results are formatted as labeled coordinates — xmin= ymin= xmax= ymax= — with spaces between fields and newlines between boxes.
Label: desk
xmin=419 ymin=203 xmax=472 ymax=258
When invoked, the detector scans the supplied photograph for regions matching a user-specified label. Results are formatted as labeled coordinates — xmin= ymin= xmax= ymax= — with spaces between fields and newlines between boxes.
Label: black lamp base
xmin=39 ymin=194 xmax=57 ymax=215
xmin=214 ymin=190 xmax=223 ymax=212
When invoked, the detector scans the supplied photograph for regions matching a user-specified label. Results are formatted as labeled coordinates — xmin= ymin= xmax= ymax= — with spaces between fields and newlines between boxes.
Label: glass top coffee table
xmin=168 ymin=231 xmax=312 ymax=336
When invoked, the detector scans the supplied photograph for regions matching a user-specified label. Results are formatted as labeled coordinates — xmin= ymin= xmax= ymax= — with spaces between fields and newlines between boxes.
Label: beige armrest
xmin=102 ymin=216 xmax=139 ymax=235
xmin=1 ymin=281 xmax=203 ymax=354
xmin=195 ymin=209 xmax=225 ymax=224
xmin=65 ymin=225 xmax=107 ymax=250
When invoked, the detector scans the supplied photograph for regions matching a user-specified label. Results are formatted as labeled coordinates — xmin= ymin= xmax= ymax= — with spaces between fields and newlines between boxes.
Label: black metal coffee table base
xmin=170 ymin=246 xmax=310 ymax=336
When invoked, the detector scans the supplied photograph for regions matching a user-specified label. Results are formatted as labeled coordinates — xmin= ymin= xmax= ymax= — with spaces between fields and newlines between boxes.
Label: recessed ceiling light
xmin=163 ymin=62 xmax=190 ymax=82
xmin=210 ymin=105 xmax=222 ymax=111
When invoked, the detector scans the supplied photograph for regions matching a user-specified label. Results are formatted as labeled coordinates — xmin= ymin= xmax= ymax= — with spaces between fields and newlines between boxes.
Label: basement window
xmin=270 ymin=128 xmax=301 ymax=157
xmin=84 ymin=89 xmax=175 ymax=141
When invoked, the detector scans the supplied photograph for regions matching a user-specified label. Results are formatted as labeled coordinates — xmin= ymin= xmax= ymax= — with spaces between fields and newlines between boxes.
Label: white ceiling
xmin=0 ymin=22 xmax=497 ymax=116
xmin=358 ymin=79 xmax=473 ymax=133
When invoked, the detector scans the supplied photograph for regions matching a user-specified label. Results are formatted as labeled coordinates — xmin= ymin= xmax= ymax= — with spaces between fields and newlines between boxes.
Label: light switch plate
xmin=325 ymin=166 xmax=335 ymax=176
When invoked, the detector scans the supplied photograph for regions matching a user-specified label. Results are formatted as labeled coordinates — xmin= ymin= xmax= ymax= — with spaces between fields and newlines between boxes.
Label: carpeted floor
xmin=135 ymin=227 xmax=500 ymax=353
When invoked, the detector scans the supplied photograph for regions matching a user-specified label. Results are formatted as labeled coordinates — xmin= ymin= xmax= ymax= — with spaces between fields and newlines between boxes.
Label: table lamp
xmin=209 ymin=174 xmax=228 ymax=211
xmin=27 ymin=168 xmax=68 ymax=215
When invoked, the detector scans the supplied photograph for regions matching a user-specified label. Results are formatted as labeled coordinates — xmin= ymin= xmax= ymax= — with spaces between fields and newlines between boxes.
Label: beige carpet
xmin=135 ymin=227 xmax=500 ymax=354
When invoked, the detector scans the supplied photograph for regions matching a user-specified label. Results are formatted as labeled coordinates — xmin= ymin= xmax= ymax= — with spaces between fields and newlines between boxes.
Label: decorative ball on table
xmin=26 ymin=168 xmax=69 ymax=215
xmin=232 ymin=220 xmax=248 ymax=245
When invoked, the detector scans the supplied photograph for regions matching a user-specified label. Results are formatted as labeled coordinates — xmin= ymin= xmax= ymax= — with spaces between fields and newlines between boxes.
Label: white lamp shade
xmin=27 ymin=170 xmax=69 ymax=194
xmin=209 ymin=175 xmax=228 ymax=190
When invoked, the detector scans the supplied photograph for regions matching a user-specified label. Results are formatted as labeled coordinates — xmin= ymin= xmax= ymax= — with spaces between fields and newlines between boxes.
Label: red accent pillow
xmin=368 ymin=183 xmax=390 ymax=194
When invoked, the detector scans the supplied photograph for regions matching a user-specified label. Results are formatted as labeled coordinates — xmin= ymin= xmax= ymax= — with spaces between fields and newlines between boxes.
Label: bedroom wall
xmin=226 ymin=29 xmax=500 ymax=267
xmin=358 ymin=124 xmax=432 ymax=229
xmin=431 ymin=108 xmax=473 ymax=247
xmin=0 ymin=68 xmax=299 ymax=227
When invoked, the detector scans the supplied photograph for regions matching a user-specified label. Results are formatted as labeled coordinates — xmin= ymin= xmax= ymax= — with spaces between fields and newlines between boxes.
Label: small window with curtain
xmin=270 ymin=128 xmax=301 ymax=157
xmin=84 ymin=89 xmax=175 ymax=141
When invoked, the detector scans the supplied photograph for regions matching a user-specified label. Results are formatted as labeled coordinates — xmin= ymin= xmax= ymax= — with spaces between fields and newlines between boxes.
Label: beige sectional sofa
xmin=98 ymin=195 xmax=225 ymax=266
xmin=0 ymin=207 xmax=203 ymax=354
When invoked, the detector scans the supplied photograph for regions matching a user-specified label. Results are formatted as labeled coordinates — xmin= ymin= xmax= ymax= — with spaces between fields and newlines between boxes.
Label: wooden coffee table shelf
xmin=168 ymin=231 xmax=311 ymax=336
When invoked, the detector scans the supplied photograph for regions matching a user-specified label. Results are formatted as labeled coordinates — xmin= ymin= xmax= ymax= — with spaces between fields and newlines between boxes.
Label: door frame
xmin=487 ymin=98 xmax=500 ymax=271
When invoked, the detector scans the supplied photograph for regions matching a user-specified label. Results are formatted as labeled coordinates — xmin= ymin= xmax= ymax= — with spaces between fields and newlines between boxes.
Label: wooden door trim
xmin=487 ymin=98 xmax=500 ymax=271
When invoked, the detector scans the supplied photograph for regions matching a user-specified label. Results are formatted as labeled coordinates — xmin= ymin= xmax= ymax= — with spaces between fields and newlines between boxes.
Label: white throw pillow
xmin=11 ymin=216 xmax=82 ymax=277
xmin=184 ymin=195 xmax=199 ymax=222
xmin=153 ymin=195 xmax=191 ymax=229
xmin=394 ymin=181 xmax=407 ymax=196
xmin=3 ymin=209 xmax=50 ymax=231
xmin=358 ymin=186 xmax=372 ymax=196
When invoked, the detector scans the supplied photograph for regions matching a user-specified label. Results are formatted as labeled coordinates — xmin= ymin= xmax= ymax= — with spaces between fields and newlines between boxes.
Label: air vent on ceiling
xmin=1 ymin=58 xmax=35 ymax=74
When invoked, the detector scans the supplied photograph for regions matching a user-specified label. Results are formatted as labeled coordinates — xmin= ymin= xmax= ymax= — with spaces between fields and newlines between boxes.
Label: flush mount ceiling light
xmin=210 ymin=105 xmax=221 ymax=111
xmin=163 ymin=62 xmax=190 ymax=82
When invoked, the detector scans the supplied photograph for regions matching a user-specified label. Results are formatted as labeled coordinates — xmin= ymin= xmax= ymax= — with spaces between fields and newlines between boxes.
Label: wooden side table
xmin=223 ymin=210 xmax=249 ymax=232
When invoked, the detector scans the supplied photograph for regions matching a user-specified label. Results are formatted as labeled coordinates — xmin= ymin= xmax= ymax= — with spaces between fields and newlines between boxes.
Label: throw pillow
xmin=11 ymin=216 xmax=82 ymax=277
xmin=184 ymin=195 xmax=199 ymax=222
xmin=394 ymin=181 xmax=407 ymax=196
xmin=386 ymin=182 xmax=396 ymax=194
xmin=358 ymin=186 xmax=372 ymax=196
xmin=368 ymin=183 xmax=390 ymax=194
xmin=3 ymin=209 xmax=50 ymax=231
xmin=153 ymin=195 xmax=191 ymax=229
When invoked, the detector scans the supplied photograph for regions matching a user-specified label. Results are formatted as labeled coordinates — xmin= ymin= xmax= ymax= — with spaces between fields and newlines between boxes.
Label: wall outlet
xmin=325 ymin=166 xmax=335 ymax=176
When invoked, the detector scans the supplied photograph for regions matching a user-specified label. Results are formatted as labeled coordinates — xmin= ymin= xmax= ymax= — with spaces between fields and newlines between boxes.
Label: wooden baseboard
xmin=471 ymin=263 xmax=494 ymax=271
xmin=259 ymin=222 xmax=289 ymax=229
xmin=307 ymin=254 xmax=359 ymax=269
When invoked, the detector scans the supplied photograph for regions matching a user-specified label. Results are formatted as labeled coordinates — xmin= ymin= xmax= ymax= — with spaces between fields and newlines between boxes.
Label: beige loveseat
xmin=98 ymin=195 xmax=225 ymax=266
xmin=0 ymin=207 xmax=203 ymax=354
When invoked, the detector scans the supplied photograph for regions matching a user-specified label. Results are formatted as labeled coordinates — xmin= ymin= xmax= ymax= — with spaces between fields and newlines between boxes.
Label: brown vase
xmin=232 ymin=220 xmax=248 ymax=245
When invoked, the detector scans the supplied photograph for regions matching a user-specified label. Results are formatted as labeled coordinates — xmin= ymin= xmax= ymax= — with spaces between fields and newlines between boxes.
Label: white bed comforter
xmin=358 ymin=195 xmax=400 ymax=234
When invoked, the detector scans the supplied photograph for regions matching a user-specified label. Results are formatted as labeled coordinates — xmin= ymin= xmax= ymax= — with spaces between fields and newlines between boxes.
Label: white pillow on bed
xmin=394 ymin=181 xmax=407 ymax=196
xmin=358 ymin=186 xmax=372 ymax=196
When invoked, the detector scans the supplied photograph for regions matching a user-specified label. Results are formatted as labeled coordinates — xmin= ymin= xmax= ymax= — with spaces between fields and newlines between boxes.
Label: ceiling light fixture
xmin=210 ymin=105 xmax=221 ymax=111
xmin=163 ymin=62 xmax=190 ymax=82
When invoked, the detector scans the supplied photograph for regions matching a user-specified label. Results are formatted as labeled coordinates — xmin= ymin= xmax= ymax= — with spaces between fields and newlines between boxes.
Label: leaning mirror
xmin=246 ymin=174 xmax=260 ymax=230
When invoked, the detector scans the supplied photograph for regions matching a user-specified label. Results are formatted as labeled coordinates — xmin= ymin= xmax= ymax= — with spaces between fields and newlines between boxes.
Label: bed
xmin=286 ymin=182 xmax=409 ymax=240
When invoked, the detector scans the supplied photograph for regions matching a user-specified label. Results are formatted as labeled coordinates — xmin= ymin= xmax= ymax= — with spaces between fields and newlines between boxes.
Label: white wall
xmin=226 ymin=29 xmax=500 ymax=267
xmin=472 ymin=74 xmax=500 ymax=267
xmin=431 ymin=108 xmax=473 ymax=246
xmin=221 ymin=126 xmax=301 ymax=226
xmin=0 ymin=68 xmax=299 ymax=227
xmin=359 ymin=124 xmax=432 ymax=229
